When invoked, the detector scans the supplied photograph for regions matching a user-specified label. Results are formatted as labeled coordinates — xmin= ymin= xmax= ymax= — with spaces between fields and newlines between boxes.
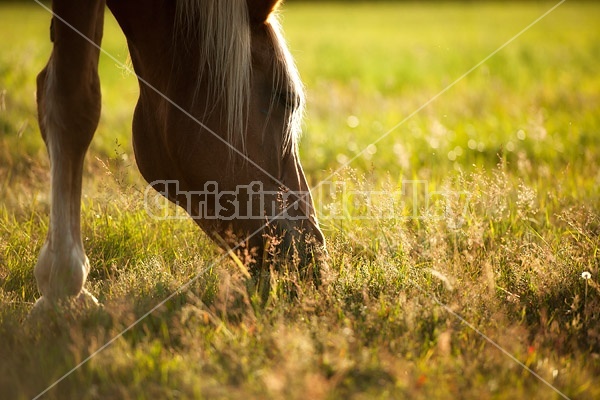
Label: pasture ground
xmin=1 ymin=2 xmax=599 ymax=399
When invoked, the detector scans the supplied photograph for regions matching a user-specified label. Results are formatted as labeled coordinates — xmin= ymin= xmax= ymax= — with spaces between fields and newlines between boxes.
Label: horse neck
xmin=107 ymin=0 xmax=177 ymax=92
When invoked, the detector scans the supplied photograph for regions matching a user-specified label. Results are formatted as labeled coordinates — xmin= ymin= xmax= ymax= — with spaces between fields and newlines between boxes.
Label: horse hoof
xmin=75 ymin=289 xmax=101 ymax=308
xmin=28 ymin=289 xmax=101 ymax=321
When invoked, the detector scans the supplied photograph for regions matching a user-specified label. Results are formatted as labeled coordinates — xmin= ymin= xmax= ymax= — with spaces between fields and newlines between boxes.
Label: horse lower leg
xmin=33 ymin=0 xmax=105 ymax=308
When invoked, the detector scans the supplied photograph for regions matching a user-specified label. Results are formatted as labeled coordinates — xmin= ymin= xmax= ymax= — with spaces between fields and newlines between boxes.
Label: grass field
xmin=1 ymin=1 xmax=599 ymax=399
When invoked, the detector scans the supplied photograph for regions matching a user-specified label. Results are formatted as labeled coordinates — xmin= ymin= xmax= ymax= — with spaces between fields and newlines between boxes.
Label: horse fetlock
xmin=34 ymin=241 xmax=90 ymax=302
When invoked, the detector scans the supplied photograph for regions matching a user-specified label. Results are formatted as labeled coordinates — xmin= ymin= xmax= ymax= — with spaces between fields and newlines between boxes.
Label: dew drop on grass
xmin=336 ymin=153 xmax=349 ymax=164
xmin=346 ymin=115 xmax=359 ymax=128
xmin=363 ymin=144 xmax=377 ymax=160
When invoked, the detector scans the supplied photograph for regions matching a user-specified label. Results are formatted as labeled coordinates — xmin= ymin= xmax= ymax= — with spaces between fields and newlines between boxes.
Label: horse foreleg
xmin=33 ymin=0 xmax=105 ymax=312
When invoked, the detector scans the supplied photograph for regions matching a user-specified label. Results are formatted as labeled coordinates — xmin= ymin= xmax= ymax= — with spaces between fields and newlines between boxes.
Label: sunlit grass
xmin=1 ymin=2 xmax=599 ymax=399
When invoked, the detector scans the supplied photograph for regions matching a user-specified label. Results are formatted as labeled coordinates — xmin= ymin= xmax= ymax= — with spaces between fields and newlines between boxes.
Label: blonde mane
xmin=175 ymin=0 xmax=304 ymax=157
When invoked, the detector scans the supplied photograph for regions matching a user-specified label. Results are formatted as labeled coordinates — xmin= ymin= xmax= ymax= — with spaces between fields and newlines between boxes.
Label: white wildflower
xmin=581 ymin=271 xmax=591 ymax=280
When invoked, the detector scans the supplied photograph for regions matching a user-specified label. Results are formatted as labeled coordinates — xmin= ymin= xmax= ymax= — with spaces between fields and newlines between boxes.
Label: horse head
xmin=134 ymin=0 xmax=327 ymax=275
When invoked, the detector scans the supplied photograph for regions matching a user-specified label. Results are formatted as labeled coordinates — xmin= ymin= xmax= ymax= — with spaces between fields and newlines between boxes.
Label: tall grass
xmin=0 ymin=2 xmax=599 ymax=399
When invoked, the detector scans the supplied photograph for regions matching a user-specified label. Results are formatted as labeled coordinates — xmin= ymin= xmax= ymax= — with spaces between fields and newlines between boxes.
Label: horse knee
xmin=36 ymin=60 xmax=101 ymax=153
xmin=35 ymin=67 xmax=49 ymax=142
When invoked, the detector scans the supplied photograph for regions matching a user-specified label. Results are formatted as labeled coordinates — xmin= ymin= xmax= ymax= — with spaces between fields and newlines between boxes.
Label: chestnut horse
xmin=33 ymin=0 xmax=325 ymax=311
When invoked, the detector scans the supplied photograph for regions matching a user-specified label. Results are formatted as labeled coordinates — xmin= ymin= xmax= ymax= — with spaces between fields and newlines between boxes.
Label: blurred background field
xmin=1 ymin=2 xmax=599 ymax=399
